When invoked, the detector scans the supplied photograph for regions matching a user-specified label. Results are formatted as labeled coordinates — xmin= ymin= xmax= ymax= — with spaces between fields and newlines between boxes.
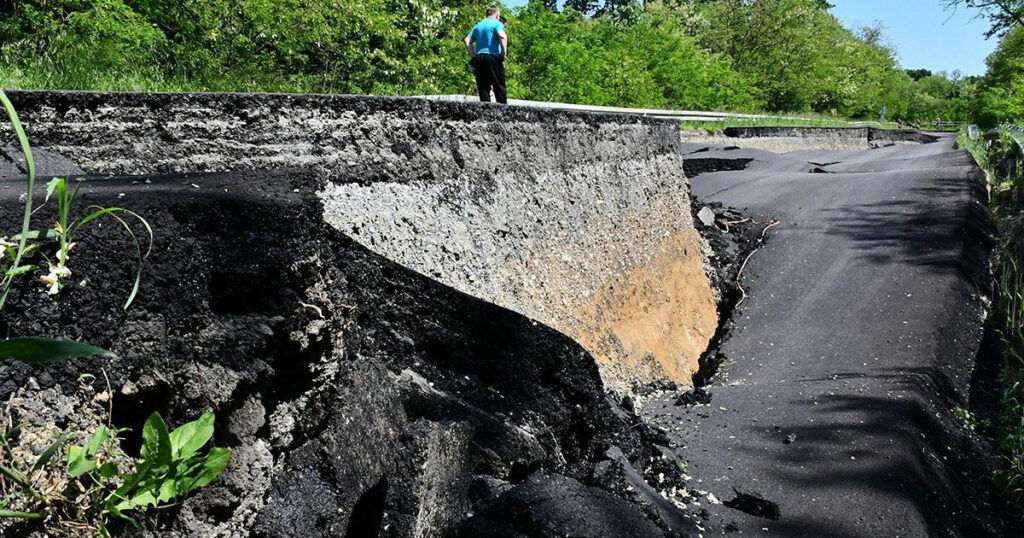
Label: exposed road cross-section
xmin=649 ymin=134 xmax=1023 ymax=536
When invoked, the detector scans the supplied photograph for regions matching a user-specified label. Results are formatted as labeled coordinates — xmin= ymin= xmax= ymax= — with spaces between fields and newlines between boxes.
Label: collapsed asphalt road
xmin=645 ymin=134 xmax=1023 ymax=536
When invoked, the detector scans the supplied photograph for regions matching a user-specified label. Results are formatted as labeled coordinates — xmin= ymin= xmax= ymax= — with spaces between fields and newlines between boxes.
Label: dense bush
xmin=506 ymin=4 xmax=761 ymax=110
xmin=0 ymin=0 xmax=478 ymax=94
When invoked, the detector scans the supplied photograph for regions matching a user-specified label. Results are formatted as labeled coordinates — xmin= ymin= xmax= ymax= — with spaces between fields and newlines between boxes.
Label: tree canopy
xmin=945 ymin=0 xmax=1024 ymax=37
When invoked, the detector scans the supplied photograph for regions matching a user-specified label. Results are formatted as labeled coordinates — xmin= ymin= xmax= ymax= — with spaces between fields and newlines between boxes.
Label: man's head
xmin=486 ymin=5 xmax=500 ymax=18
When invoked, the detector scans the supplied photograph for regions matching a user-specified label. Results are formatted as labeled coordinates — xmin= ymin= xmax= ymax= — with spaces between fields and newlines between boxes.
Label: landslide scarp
xmin=0 ymin=170 xmax=701 ymax=537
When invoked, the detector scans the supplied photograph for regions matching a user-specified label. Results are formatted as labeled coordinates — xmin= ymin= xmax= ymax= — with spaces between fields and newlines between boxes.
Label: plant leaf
xmin=68 ymin=458 xmax=96 ymax=477
xmin=84 ymin=426 xmax=110 ymax=457
xmin=0 ymin=90 xmax=36 ymax=312
xmin=65 ymin=445 xmax=81 ymax=464
xmin=75 ymin=207 xmax=155 ymax=258
xmin=169 ymin=412 xmax=214 ymax=460
xmin=5 ymin=264 xmax=36 ymax=277
xmin=103 ymin=502 xmax=139 ymax=527
xmin=67 ymin=444 xmax=96 ymax=477
xmin=121 ymin=489 xmax=158 ymax=510
xmin=180 ymin=447 xmax=231 ymax=494
xmin=31 ymin=432 xmax=69 ymax=472
xmin=0 ymin=337 xmax=113 ymax=363
xmin=141 ymin=412 xmax=172 ymax=467
xmin=10 ymin=230 xmax=57 ymax=241
xmin=0 ymin=509 xmax=43 ymax=519
xmin=157 ymin=477 xmax=177 ymax=503
xmin=45 ymin=178 xmax=61 ymax=203
xmin=74 ymin=207 xmax=154 ymax=310
xmin=98 ymin=461 xmax=118 ymax=479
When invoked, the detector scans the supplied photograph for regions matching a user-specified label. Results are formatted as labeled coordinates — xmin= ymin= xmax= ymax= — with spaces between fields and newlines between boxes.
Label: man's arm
xmin=464 ymin=34 xmax=476 ymax=58
xmin=498 ymin=30 xmax=507 ymax=57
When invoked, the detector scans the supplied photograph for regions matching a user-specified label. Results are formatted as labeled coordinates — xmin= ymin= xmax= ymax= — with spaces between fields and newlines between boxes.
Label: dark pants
xmin=472 ymin=53 xmax=507 ymax=104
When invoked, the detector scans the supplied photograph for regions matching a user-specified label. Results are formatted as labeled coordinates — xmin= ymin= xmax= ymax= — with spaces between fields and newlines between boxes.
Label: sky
xmin=829 ymin=0 xmax=997 ymax=76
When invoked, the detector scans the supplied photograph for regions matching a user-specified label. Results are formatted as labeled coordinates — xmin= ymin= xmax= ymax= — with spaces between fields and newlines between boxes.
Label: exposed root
xmin=716 ymin=218 xmax=752 ymax=233
xmin=735 ymin=220 xmax=780 ymax=308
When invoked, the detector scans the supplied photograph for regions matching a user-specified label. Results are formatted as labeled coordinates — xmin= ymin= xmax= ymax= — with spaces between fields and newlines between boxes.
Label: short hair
xmin=486 ymin=5 xmax=500 ymax=16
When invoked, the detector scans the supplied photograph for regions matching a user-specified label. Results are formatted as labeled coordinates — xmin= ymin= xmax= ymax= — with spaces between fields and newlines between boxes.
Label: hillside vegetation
xmin=975 ymin=23 xmax=1024 ymax=126
xmin=0 ymin=0 xmax=1017 ymax=124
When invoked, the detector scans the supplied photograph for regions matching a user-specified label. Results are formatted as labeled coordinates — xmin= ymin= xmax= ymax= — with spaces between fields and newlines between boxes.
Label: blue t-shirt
xmin=469 ymin=18 xmax=505 ymax=55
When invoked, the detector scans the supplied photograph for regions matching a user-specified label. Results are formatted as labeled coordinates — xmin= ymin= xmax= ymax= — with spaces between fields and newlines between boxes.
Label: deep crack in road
xmin=647 ymin=134 xmax=1023 ymax=536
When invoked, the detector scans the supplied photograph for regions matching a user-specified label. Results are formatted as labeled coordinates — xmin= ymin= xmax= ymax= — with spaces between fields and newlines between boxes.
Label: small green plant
xmin=0 ymin=88 xmax=153 ymax=364
xmin=38 ymin=176 xmax=152 ymax=308
xmin=952 ymin=405 xmax=984 ymax=432
xmin=1 ymin=89 xmax=152 ymax=310
xmin=1 ymin=412 xmax=231 ymax=536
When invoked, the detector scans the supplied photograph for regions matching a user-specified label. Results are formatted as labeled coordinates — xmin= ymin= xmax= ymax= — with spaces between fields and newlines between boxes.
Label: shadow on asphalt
xmin=820 ymin=175 xmax=992 ymax=290
xmin=726 ymin=367 xmax=1019 ymax=536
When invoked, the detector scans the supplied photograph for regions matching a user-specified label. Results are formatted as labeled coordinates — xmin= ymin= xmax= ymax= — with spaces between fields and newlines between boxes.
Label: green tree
xmin=944 ymin=0 xmax=1023 ymax=37
xmin=974 ymin=24 xmax=1024 ymax=124
xmin=505 ymin=3 xmax=760 ymax=110
xmin=695 ymin=0 xmax=907 ymax=115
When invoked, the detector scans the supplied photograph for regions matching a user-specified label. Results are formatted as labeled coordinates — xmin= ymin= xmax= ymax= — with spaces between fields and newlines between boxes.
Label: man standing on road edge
xmin=465 ymin=6 xmax=508 ymax=104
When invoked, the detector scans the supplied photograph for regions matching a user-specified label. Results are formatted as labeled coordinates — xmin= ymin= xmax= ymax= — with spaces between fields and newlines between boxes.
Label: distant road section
xmin=645 ymin=134 xmax=1022 ymax=536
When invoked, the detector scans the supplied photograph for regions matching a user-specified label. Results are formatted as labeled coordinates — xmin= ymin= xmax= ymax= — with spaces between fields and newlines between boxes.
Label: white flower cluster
xmin=39 ymin=261 xmax=71 ymax=296
xmin=37 ymin=219 xmax=77 ymax=296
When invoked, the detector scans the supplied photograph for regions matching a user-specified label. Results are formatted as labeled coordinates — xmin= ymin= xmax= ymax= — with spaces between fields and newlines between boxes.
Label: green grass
xmin=958 ymin=129 xmax=997 ymax=183
xmin=960 ymin=125 xmax=1024 ymax=507
xmin=993 ymin=252 xmax=1024 ymax=505
xmin=678 ymin=115 xmax=902 ymax=132
xmin=0 ymin=52 xmax=191 ymax=93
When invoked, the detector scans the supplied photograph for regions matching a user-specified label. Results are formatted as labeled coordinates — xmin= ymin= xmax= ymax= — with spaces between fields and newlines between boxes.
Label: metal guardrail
xmin=980 ymin=124 xmax=1024 ymax=150
xmin=1008 ymin=125 xmax=1024 ymax=151
xmin=978 ymin=124 xmax=1024 ymax=185
xmin=418 ymin=95 xmax=964 ymax=129
xmin=415 ymin=94 xmax=817 ymax=123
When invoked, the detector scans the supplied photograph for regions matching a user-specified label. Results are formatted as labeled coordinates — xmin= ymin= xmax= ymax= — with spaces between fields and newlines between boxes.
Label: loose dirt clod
xmin=723 ymin=489 xmax=781 ymax=520
xmin=674 ymin=388 xmax=712 ymax=406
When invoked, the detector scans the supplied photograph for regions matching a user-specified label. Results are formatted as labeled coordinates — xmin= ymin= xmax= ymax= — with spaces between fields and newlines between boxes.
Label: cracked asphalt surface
xmin=645 ymin=134 xmax=1023 ymax=536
